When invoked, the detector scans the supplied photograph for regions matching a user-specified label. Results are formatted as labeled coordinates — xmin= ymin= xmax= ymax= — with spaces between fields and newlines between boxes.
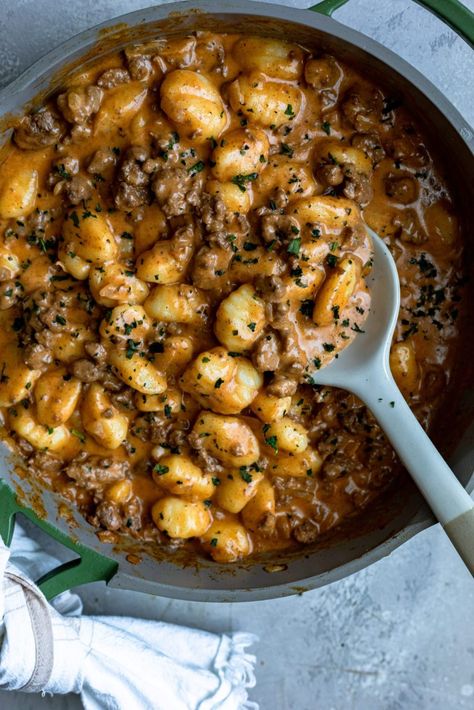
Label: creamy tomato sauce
xmin=0 ymin=32 xmax=464 ymax=563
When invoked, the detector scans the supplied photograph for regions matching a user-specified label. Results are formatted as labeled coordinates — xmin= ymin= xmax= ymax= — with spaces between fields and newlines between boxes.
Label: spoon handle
xmin=354 ymin=372 xmax=474 ymax=575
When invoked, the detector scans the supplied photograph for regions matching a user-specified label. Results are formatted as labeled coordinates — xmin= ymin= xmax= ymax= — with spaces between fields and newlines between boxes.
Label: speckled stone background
xmin=1 ymin=1 xmax=473 ymax=708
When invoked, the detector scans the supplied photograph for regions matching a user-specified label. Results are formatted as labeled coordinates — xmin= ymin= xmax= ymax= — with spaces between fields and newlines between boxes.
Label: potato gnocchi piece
xmin=253 ymin=156 xmax=318 ymax=205
xmin=206 ymin=179 xmax=252 ymax=214
xmin=192 ymin=411 xmax=260 ymax=467
xmin=262 ymin=417 xmax=308 ymax=454
xmin=242 ymin=478 xmax=276 ymax=533
xmin=250 ymin=391 xmax=292 ymax=423
xmin=94 ymin=82 xmax=147 ymax=134
xmin=151 ymin=496 xmax=212 ymax=538
xmin=232 ymin=37 xmax=304 ymax=80
xmin=105 ymin=479 xmax=133 ymax=505
xmin=160 ymin=69 xmax=227 ymax=142
xmin=34 ymin=369 xmax=82 ymax=427
xmin=136 ymin=229 xmax=194 ymax=284
xmin=89 ymin=263 xmax=149 ymax=306
xmin=0 ymin=250 xmax=20 ymax=282
xmin=152 ymin=335 xmax=195 ymax=377
xmin=9 ymin=404 xmax=70 ymax=452
xmin=267 ymin=446 xmax=323 ymax=478
xmin=0 ymin=166 xmax=38 ymax=219
xmin=152 ymin=454 xmax=214 ymax=499
xmin=100 ymin=304 xmax=150 ymax=344
xmin=0 ymin=343 xmax=41 ymax=407
xmin=180 ymin=347 xmax=262 ymax=415
xmin=228 ymin=73 xmax=303 ymax=129
xmin=201 ymin=520 xmax=252 ymax=563
xmin=81 ymin=383 xmax=128 ymax=450
xmin=144 ymin=284 xmax=208 ymax=324
xmin=62 ymin=209 xmax=118 ymax=265
xmin=312 ymin=256 xmax=361 ymax=326
xmin=215 ymin=469 xmax=264 ymax=514
xmin=318 ymin=141 xmax=372 ymax=175
xmin=214 ymin=283 xmax=265 ymax=352
xmin=289 ymin=195 xmax=361 ymax=233
xmin=211 ymin=127 xmax=269 ymax=182
xmin=58 ymin=247 xmax=91 ymax=280
xmin=50 ymin=325 xmax=97 ymax=363
xmin=109 ymin=349 xmax=167 ymax=395
xmin=134 ymin=388 xmax=182 ymax=414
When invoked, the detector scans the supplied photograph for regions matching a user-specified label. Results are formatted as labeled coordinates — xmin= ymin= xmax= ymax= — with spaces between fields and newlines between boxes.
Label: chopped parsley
xmin=153 ymin=464 xmax=169 ymax=475
xmin=287 ymin=238 xmax=301 ymax=255
xmin=231 ymin=172 xmax=258 ymax=192
xmin=188 ymin=160 xmax=205 ymax=176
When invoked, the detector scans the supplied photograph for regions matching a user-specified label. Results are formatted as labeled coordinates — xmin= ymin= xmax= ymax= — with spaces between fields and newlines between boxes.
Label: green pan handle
xmin=311 ymin=0 xmax=474 ymax=47
xmin=0 ymin=481 xmax=118 ymax=600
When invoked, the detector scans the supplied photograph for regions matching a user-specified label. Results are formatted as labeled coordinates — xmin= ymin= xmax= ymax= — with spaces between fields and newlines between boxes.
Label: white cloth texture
xmin=0 ymin=526 xmax=258 ymax=709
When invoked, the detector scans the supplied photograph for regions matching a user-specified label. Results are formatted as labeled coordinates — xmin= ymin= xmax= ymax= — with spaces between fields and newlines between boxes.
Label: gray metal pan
xmin=0 ymin=0 xmax=472 ymax=602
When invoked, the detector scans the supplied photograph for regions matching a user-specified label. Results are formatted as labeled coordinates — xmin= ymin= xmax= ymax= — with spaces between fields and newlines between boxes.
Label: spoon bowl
xmin=311 ymin=227 xmax=474 ymax=575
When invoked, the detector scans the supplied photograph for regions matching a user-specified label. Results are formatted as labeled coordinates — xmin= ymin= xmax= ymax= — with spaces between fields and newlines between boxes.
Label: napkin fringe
xmin=199 ymin=632 xmax=258 ymax=710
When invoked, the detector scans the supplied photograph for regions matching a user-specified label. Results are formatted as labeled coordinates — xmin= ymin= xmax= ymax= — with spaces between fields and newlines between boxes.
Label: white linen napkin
xmin=0 ymin=526 xmax=258 ymax=709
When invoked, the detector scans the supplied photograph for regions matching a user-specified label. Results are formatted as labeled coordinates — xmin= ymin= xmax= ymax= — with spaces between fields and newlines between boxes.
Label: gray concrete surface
xmin=1 ymin=1 xmax=473 ymax=708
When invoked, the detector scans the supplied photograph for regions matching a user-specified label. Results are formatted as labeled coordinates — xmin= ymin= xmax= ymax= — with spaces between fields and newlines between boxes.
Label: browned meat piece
xmin=84 ymin=341 xmax=108 ymax=363
xmin=257 ymin=512 xmax=276 ymax=537
xmin=267 ymin=375 xmax=298 ymax=397
xmin=127 ymin=55 xmax=153 ymax=81
xmin=255 ymin=275 xmax=287 ymax=303
xmin=14 ymin=110 xmax=64 ymax=150
xmin=252 ymin=331 xmax=281 ymax=373
xmin=316 ymin=164 xmax=344 ymax=187
xmin=57 ymin=85 xmax=103 ymax=125
xmin=71 ymin=358 xmax=102 ymax=383
xmin=261 ymin=213 xmax=300 ymax=245
xmin=114 ymin=146 xmax=151 ymax=211
xmin=96 ymin=501 xmax=123 ymax=531
xmin=293 ymin=520 xmax=320 ymax=544
xmin=23 ymin=343 xmax=53 ymax=370
xmin=48 ymin=156 xmax=80 ymax=189
xmin=351 ymin=132 xmax=385 ymax=163
xmin=321 ymin=451 xmax=362 ymax=480
xmin=341 ymin=85 xmax=384 ymax=131
xmin=0 ymin=280 xmax=23 ymax=310
xmin=188 ymin=430 xmax=223 ymax=474
xmin=64 ymin=457 xmax=131 ymax=491
xmin=384 ymin=174 xmax=418 ymax=204
xmin=342 ymin=171 xmax=373 ymax=206
xmin=64 ymin=175 xmax=93 ymax=204
xmin=87 ymin=148 xmax=117 ymax=175
xmin=28 ymin=450 xmax=63 ymax=473
xmin=152 ymin=166 xmax=203 ymax=218
xmin=97 ymin=68 xmax=130 ymax=89
xmin=191 ymin=246 xmax=231 ymax=289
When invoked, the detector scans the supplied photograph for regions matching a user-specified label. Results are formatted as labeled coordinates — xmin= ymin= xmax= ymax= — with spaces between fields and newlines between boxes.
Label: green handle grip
xmin=311 ymin=0 xmax=474 ymax=47
xmin=0 ymin=482 xmax=117 ymax=600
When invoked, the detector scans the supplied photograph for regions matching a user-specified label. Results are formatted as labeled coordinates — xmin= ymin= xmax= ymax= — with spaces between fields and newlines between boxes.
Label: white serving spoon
xmin=312 ymin=227 xmax=474 ymax=575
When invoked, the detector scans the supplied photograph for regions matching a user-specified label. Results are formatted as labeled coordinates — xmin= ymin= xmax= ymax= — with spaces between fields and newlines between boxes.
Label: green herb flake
xmin=71 ymin=429 xmax=86 ymax=443
xmin=153 ymin=464 xmax=169 ymax=475
xmin=287 ymin=237 xmax=301 ymax=255
xmin=188 ymin=160 xmax=205 ymax=176
xmin=231 ymin=172 xmax=258 ymax=193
